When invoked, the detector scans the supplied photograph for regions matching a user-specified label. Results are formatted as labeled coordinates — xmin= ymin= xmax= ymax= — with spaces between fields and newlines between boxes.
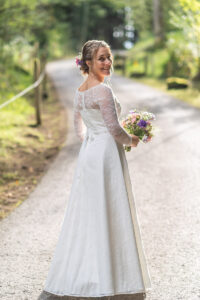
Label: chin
xmin=101 ymin=71 xmax=110 ymax=76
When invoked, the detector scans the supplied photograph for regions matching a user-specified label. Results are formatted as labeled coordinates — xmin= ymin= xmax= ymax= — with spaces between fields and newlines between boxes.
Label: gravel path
xmin=0 ymin=59 xmax=200 ymax=300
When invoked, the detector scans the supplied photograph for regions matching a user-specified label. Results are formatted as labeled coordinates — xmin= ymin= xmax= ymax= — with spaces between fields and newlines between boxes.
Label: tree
xmin=128 ymin=0 xmax=177 ymax=45
xmin=169 ymin=0 xmax=200 ymax=79
xmin=153 ymin=0 xmax=164 ymax=46
xmin=129 ymin=0 xmax=153 ymax=37
xmin=49 ymin=0 xmax=130 ymax=50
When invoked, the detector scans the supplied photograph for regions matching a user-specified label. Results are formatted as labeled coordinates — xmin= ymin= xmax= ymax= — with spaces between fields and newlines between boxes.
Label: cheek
xmin=95 ymin=61 xmax=103 ymax=69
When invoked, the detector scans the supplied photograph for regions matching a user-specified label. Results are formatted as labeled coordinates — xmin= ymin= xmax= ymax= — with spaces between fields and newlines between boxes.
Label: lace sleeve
xmin=73 ymin=94 xmax=86 ymax=142
xmin=115 ymin=97 xmax=121 ymax=116
xmin=97 ymin=86 xmax=132 ymax=146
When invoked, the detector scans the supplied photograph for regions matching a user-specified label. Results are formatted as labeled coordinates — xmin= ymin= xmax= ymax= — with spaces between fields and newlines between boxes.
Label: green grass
xmin=0 ymin=66 xmax=45 ymax=157
xmin=2 ymin=172 xmax=19 ymax=181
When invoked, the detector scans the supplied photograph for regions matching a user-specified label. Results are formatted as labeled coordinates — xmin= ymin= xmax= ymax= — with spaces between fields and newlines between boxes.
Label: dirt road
xmin=0 ymin=59 xmax=200 ymax=300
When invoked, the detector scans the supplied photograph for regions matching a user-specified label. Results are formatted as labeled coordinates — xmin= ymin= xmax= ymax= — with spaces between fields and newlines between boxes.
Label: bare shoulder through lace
xmin=73 ymin=83 xmax=132 ymax=146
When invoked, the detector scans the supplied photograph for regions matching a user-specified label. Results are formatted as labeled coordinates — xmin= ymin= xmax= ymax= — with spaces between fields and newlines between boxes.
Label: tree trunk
xmin=153 ymin=0 xmax=164 ymax=46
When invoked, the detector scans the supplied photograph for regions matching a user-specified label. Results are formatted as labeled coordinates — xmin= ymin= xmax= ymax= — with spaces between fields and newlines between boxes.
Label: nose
xmin=105 ymin=58 xmax=112 ymax=66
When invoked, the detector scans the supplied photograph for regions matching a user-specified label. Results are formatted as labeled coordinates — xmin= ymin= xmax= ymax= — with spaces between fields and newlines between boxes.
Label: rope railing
xmin=0 ymin=71 xmax=45 ymax=110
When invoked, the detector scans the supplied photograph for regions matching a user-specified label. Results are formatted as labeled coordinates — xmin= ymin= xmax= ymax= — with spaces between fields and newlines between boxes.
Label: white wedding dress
xmin=38 ymin=82 xmax=152 ymax=300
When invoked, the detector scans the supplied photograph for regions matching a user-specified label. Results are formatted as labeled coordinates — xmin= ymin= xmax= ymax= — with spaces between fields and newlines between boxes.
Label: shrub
xmin=129 ymin=72 xmax=146 ymax=78
xmin=166 ymin=77 xmax=189 ymax=89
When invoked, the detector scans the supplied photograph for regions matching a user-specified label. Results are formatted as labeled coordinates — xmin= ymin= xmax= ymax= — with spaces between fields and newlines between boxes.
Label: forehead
xmin=96 ymin=46 xmax=111 ymax=57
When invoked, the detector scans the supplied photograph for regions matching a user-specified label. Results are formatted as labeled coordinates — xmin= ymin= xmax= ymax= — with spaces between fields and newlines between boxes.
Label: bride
xmin=38 ymin=40 xmax=152 ymax=300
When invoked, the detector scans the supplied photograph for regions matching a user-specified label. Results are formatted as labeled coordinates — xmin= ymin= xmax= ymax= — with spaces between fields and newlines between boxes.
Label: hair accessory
xmin=75 ymin=57 xmax=83 ymax=66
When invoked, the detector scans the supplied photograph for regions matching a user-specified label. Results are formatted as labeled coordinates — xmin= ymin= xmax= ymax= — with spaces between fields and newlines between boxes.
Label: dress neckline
xmin=77 ymin=82 xmax=104 ymax=93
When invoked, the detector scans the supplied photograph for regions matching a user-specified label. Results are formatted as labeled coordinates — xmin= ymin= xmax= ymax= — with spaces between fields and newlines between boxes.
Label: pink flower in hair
xmin=75 ymin=57 xmax=83 ymax=66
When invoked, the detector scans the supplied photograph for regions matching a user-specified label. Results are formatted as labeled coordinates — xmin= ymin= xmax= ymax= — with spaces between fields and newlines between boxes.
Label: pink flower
xmin=131 ymin=116 xmax=136 ymax=123
xmin=75 ymin=57 xmax=83 ymax=66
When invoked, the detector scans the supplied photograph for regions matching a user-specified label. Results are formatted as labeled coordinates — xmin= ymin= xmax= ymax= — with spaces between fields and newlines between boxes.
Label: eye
xmin=99 ymin=56 xmax=112 ymax=62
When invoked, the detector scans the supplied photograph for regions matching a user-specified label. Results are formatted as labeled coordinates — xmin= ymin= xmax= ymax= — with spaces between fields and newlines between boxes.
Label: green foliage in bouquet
xmin=121 ymin=109 xmax=156 ymax=152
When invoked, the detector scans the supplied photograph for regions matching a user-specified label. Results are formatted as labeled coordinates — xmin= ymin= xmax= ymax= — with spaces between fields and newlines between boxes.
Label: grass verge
xmin=0 ymin=79 xmax=67 ymax=221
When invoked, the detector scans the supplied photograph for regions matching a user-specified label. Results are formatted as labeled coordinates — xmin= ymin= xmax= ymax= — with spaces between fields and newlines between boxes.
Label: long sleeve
xmin=97 ymin=86 xmax=132 ymax=146
xmin=73 ymin=110 xmax=86 ymax=142
xmin=115 ymin=97 xmax=122 ymax=116
xmin=73 ymin=93 xmax=86 ymax=142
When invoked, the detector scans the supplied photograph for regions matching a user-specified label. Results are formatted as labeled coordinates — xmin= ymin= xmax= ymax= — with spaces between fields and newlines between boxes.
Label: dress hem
xmin=38 ymin=289 xmax=148 ymax=299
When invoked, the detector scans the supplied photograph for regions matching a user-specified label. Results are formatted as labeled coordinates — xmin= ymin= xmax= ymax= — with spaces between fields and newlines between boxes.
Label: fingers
xmin=131 ymin=135 xmax=140 ymax=147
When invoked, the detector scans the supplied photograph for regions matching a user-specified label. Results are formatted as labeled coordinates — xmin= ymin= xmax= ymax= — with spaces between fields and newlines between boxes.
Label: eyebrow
xmin=98 ymin=54 xmax=111 ymax=58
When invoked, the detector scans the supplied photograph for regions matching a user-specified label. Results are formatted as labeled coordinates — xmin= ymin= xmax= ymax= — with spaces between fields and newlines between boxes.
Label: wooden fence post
xmin=33 ymin=58 xmax=42 ymax=125
xmin=41 ymin=53 xmax=48 ymax=100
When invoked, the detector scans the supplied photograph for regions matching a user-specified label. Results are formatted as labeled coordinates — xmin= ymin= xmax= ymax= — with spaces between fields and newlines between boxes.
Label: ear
xmin=86 ymin=60 xmax=91 ymax=68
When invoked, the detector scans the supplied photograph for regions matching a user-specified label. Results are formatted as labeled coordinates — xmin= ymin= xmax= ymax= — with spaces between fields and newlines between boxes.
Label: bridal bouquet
xmin=121 ymin=109 xmax=156 ymax=152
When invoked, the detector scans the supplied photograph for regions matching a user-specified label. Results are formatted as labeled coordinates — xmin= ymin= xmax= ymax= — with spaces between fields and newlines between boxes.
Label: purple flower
xmin=75 ymin=58 xmax=83 ymax=66
xmin=137 ymin=119 xmax=147 ymax=128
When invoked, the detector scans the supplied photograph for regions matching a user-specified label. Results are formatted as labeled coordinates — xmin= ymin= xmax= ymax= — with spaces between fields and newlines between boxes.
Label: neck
xmin=87 ymin=72 xmax=104 ymax=83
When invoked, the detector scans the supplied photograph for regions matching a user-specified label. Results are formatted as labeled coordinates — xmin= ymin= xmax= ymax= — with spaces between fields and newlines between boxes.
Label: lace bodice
xmin=73 ymin=82 xmax=132 ymax=146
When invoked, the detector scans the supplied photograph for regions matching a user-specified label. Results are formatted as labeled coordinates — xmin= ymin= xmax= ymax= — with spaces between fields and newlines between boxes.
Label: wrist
xmin=128 ymin=135 xmax=133 ymax=146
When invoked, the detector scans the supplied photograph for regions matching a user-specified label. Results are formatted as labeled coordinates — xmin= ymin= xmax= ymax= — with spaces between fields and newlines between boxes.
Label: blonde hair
xmin=78 ymin=40 xmax=113 ymax=75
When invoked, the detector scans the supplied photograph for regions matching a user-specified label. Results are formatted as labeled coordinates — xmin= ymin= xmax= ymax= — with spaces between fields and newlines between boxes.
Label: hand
xmin=130 ymin=134 xmax=140 ymax=147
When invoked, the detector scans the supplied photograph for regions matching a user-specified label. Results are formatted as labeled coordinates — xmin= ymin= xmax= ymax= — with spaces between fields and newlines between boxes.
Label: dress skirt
xmin=38 ymin=129 xmax=152 ymax=300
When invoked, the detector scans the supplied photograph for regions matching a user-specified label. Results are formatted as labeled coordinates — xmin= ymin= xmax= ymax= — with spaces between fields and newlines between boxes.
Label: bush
xmin=166 ymin=77 xmax=189 ymax=89
xmin=129 ymin=72 xmax=146 ymax=78
xmin=113 ymin=54 xmax=126 ymax=71
xmin=165 ymin=33 xmax=194 ymax=78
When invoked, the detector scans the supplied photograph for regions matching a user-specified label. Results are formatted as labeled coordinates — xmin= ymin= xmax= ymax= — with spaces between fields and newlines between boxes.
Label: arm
xmin=73 ymin=91 xmax=87 ymax=143
xmin=115 ymin=97 xmax=121 ymax=116
xmin=74 ymin=110 xmax=86 ymax=142
xmin=73 ymin=92 xmax=87 ymax=142
xmin=98 ymin=86 xmax=132 ymax=146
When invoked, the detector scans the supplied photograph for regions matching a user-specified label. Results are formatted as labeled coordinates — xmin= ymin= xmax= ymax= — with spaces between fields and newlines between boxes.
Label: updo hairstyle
xmin=78 ymin=40 xmax=113 ymax=75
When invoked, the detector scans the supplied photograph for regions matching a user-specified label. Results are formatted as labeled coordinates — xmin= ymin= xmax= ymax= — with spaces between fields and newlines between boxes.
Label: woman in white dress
xmin=38 ymin=40 xmax=152 ymax=300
